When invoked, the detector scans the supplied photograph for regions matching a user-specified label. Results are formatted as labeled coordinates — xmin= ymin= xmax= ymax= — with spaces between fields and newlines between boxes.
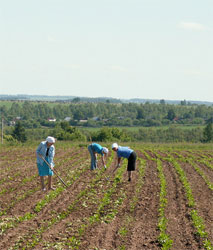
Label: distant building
xmin=79 ymin=119 xmax=87 ymax=123
xmin=64 ymin=117 xmax=71 ymax=122
xmin=92 ymin=117 xmax=99 ymax=121
xmin=9 ymin=117 xmax=22 ymax=126
xmin=9 ymin=121 xmax=16 ymax=126
xmin=48 ymin=118 xmax=56 ymax=122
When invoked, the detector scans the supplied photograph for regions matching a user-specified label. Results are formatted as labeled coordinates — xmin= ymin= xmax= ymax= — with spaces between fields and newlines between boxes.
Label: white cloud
xmin=178 ymin=21 xmax=210 ymax=31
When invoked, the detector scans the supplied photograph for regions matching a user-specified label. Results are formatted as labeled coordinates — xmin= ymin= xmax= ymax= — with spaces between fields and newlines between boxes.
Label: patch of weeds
xmin=118 ymin=227 xmax=128 ymax=237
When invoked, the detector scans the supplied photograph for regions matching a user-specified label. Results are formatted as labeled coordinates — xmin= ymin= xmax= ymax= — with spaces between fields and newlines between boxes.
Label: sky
xmin=0 ymin=0 xmax=213 ymax=101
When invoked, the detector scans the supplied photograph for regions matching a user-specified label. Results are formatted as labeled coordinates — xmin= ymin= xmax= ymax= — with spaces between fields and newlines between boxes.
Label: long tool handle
xmin=38 ymin=154 xmax=68 ymax=188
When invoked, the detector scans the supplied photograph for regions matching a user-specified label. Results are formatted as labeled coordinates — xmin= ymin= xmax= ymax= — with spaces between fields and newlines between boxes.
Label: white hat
xmin=46 ymin=136 xmax=55 ymax=144
xmin=111 ymin=143 xmax=118 ymax=149
xmin=102 ymin=147 xmax=109 ymax=154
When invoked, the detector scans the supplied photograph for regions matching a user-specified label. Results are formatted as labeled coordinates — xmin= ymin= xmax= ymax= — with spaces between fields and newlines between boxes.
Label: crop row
xmin=156 ymin=151 xmax=212 ymax=250
xmin=0 ymin=149 xmax=89 ymax=233
xmin=1 ymin=143 xmax=212 ymax=249
xmin=9 ymin=153 xmax=117 ymax=249
xmin=0 ymin=149 xmax=88 ymax=219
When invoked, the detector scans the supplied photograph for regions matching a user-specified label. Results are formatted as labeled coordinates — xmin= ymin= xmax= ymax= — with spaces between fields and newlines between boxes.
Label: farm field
xmin=0 ymin=142 xmax=213 ymax=250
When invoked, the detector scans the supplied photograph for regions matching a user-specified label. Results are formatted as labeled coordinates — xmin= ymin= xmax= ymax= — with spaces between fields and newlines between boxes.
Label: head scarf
xmin=46 ymin=136 xmax=55 ymax=144
xmin=111 ymin=143 xmax=118 ymax=149
xmin=102 ymin=147 xmax=109 ymax=154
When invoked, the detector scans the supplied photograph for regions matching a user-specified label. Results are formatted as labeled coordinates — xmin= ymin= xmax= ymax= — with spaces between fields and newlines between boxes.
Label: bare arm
xmin=101 ymin=155 xmax=106 ymax=166
xmin=113 ymin=157 xmax=121 ymax=172
xmin=117 ymin=157 xmax=121 ymax=166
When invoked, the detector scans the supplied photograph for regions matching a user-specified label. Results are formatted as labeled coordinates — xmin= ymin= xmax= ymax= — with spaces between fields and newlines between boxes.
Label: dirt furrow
xmin=124 ymin=159 xmax=160 ymax=250
xmin=0 ymin=160 xmax=91 ymax=249
xmin=163 ymin=161 xmax=202 ymax=249
xmin=181 ymin=162 xmax=213 ymax=243
xmin=77 ymin=161 xmax=141 ymax=250
xmin=194 ymin=161 xmax=213 ymax=183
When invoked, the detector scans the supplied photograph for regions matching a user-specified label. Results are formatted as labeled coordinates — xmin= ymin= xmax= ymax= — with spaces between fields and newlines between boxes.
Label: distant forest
xmin=0 ymin=94 xmax=213 ymax=105
xmin=0 ymin=99 xmax=213 ymax=143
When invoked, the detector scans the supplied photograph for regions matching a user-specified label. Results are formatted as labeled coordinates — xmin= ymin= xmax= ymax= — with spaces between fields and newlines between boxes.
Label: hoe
xmin=39 ymin=154 xmax=68 ymax=188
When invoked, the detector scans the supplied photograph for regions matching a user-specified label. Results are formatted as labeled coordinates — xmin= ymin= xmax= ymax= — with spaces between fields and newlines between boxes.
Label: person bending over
xmin=88 ymin=143 xmax=109 ymax=170
xmin=111 ymin=142 xmax=137 ymax=182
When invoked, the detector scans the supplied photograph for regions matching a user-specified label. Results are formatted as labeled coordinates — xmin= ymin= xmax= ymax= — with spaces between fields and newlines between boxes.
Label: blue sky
xmin=0 ymin=0 xmax=213 ymax=101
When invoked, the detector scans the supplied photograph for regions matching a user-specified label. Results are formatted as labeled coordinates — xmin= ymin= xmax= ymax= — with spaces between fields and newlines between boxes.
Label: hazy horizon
xmin=1 ymin=93 xmax=213 ymax=104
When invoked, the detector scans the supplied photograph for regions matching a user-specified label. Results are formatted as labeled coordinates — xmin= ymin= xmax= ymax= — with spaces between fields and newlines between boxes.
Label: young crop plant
xmin=89 ymin=162 xmax=126 ymax=223
xmin=9 ymin=156 xmax=119 ymax=249
xmin=65 ymin=164 xmax=127 ymax=249
xmin=118 ymin=226 xmax=128 ymax=237
xmin=129 ymin=157 xmax=146 ymax=212
xmin=188 ymin=161 xmax=213 ymax=191
xmin=0 ymin=154 xmax=89 ymax=238
xmin=140 ymin=149 xmax=155 ymax=161
xmin=163 ymin=154 xmax=213 ymax=250
xmin=34 ymin=155 xmax=89 ymax=213
xmin=173 ymin=152 xmax=213 ymax=191
xmin=0 ymin=148 xmax=84 ymax=217
xmin=116 ymin=156 xmax=147 ymax=250
xmin=41 ymin=160 xmax=127 ymax=250
xmin=156 ymin=159 xmax=173 ymax=249
xmin=3 ymin=143 xmax=213 ymax=250
xmin=118 ymin=246 xmax=126 ymax=250
xmin=171 ymin=158 xmax=195 ymax=208
xmin=0 ymin=217 xmax=17 ymax=236
xmin=198 ymin=158 xmax=213 ymax=171
xmin=190 ymin=210 xmax=213 ymax=250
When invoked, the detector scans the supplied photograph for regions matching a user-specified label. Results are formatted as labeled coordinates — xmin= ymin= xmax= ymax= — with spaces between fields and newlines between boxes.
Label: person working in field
xmin=36 ymin=136 xmax=56 ymax=191
xmin=88 ymin=143 xmax=109 ymax=170
xmin=111 ymin=143 xmax=137 ymax=182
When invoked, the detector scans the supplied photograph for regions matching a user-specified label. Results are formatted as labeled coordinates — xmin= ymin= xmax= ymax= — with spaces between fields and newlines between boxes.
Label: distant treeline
xmin=1 ymin=100 xmax=213 ymax=143
xmin=0 ymin=100 xmax=213 ymax=128
xmin=0 ymin=95 xmax=213 ymax=105
xmin=3 ymin=122 xmax=205 ymax=143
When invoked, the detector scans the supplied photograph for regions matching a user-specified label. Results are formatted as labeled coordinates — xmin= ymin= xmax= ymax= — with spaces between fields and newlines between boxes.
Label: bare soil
xmin=0 ymin=144 xmax=212 ymax=250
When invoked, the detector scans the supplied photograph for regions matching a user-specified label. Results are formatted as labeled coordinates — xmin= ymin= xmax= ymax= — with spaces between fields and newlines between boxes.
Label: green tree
xmin=180 ymin=99 xmax=187 ymax=105
xmin=160 ymin=99 xmax=165 ymax=105
xmin=203 ymin=121 xmax=213 ymax=142
xmin=53 ymin=122 xmax=86 ymax=141
xmin=93 ymin=127 xmax=113 ymax=142
xmin=12 ymin=121 xmax=27 ymax=142
xmin=10 ymin=102 xmax=21 ymax=116
xmin=167 ymin=109 xmax=176 ymax=121
xmin=60 ymin=121 xmax=70 ymax=131
xmin=136 ymin=107 xmax=145 ymax=119
xmin=72 ymin=97 xmax=81 ymax=103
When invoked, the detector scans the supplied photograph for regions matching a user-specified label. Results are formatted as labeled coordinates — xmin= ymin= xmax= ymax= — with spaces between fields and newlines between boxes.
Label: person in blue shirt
xmin=36 ymin=136 xmax=56 ymax=191
xmin=88 ymin=143 xmax=109 ymax=170
xmin=111 ymin=143 xmax=137 ymax=181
